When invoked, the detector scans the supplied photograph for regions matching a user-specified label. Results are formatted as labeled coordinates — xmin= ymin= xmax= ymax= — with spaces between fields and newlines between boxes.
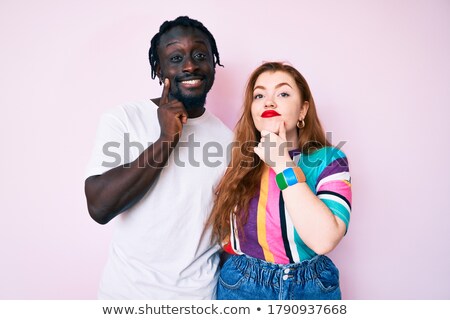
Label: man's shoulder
xmin=203 ymin=112 xmax=233 ymax=142
xmin=100 ymin=100 xmax=158 ymax=125
xmin=106 ymin=100 xmax=157 ymax=116
xmin=204 ymin=111 xmax=232 ymax=132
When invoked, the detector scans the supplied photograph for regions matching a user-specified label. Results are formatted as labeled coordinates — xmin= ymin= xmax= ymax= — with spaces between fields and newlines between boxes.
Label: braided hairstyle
xmin=149 ymin=16 xmax=223 ymax=80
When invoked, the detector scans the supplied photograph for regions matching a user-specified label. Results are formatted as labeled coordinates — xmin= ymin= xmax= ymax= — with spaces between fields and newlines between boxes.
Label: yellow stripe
xmin=257 ymin=165 xmax=275 ymax=262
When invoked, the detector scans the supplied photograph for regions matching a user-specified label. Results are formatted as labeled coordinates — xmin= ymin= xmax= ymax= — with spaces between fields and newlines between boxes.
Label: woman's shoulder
xmin=298 ymin=146 xmax=348 ymax=171
xmin=311 ymin=146 xmax=347 ymax=160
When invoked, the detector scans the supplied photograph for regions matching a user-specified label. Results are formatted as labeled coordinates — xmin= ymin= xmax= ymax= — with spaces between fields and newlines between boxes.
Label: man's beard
xmin=170 ymin=77 xmax=212 ymax=109
xmin=172 ymin=90 xmax=207 ymax=110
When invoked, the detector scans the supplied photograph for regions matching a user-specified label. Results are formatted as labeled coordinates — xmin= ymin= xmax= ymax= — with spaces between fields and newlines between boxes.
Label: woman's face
xmin=251 ymin=71 xmax=308 ymax=143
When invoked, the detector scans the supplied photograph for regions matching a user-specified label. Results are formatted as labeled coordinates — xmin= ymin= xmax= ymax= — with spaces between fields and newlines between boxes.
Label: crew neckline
xmin=185 ymin=109 xmax=210 ymax=125
xmin=289 ymin=148 xmax=301 ymax=158
xmin=148 ymin=99 xmax=211 ymax=125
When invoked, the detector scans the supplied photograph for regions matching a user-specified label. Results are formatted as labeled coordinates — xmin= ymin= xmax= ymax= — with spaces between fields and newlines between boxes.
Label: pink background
xmin=1 ymin=0 xmax=449 ymax=299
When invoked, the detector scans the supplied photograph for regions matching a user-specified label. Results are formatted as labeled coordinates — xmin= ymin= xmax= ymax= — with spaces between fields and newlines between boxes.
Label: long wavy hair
xmin=208 ymin=62 xmax=330 ymax=244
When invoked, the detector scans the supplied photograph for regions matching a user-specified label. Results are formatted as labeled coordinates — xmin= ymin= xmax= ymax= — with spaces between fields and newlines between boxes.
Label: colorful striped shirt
xmin=226 ymin=146 xmax=352 ymax=263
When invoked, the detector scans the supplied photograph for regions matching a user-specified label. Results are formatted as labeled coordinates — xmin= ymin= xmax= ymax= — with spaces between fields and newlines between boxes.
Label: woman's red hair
xmin=208 ymin=62 xmax=330 ymax=244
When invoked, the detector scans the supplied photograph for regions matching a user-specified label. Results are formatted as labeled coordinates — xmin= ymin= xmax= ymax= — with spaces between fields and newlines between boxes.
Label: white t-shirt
xmin=86 ymin=100 xmax=232 ymax=299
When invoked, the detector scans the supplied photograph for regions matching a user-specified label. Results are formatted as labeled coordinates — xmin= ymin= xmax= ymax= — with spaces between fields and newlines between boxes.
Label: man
xmin=84 ymin=16 xmax=232 ymax=299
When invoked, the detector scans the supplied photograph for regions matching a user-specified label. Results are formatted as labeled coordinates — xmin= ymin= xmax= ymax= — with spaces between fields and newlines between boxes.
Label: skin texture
xmin=251 ymin=70 xmax=308 ymax=148
xmin=84 ymin=26 xmax=215 ymax=224
xmin=153 ymin=26 xmax=215 ymax=117
xmin=252 ymin=71 xmax=346 ymax=254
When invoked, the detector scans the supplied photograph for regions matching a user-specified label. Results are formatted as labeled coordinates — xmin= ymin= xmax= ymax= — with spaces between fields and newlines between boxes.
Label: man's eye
xmin=254 ymin=94 xmax=263 ymax=99
xmin=195 ymin=53 xmax=206 ymax=60
xmin=170 ymin=56 xmax=182 ymax=62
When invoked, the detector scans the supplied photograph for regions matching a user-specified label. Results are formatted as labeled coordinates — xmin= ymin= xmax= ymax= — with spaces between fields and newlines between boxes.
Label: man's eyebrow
xmin=165 ymin=41 xmax=180 ymax=48
xmin=165 ymin=40 xmax=208 ymax=48
xmin=253 ymin=82 xmax=292 ymax=91
xmin=194 ymin=39 xmax=208 ymax=45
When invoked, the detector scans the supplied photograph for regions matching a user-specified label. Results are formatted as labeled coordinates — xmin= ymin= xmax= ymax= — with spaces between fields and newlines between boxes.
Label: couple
xmin=84 ymin=16 xmax=351 ymax=300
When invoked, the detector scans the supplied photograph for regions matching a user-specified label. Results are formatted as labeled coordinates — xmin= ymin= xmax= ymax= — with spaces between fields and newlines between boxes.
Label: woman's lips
xmin=261 ymin=110 xmax=281 ymax=118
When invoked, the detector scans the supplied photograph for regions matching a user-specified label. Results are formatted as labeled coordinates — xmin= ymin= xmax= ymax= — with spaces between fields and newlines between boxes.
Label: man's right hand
xmin=85 ymin=78 xmax=187 ymax=225
xmin=157 ymin=78 xmax=188 ymax=143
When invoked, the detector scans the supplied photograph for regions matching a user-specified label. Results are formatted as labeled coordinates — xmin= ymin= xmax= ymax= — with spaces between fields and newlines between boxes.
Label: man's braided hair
xmin=148 ymin=16 xmax=223 ymax=80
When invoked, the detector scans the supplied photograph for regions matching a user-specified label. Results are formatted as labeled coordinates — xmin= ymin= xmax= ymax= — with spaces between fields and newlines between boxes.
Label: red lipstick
xmin=261 ymin=110 xmax=281 ymax=118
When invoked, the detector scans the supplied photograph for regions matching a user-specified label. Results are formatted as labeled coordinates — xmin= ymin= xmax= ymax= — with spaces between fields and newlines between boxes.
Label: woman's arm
xmin=254 ymin=123 xmax=350 ymax=254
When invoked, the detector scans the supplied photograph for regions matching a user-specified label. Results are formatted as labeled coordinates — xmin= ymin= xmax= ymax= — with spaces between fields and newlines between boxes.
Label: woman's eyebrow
xmin=253 ymin=82 xmax=292 ymax=91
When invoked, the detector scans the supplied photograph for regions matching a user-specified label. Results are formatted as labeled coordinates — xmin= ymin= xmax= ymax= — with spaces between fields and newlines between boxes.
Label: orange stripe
xmin=293 ymin=166 xmax=306 ymax=183
xmin=257 ymin=165 xmax=275 ymax=262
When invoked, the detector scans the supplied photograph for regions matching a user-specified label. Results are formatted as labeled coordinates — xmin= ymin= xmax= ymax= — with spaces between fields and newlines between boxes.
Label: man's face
xmin=156 ymin=26 xmax=215 ymax=109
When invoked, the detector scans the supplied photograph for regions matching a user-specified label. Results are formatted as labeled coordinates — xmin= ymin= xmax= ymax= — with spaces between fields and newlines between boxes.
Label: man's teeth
xmin=182 ymin=80 xmax=201 ymax=84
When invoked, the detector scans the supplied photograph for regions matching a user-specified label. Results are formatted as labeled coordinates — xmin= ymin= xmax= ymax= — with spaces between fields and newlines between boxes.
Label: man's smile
xmin=179 ymin=78 xmax=203 ymax=88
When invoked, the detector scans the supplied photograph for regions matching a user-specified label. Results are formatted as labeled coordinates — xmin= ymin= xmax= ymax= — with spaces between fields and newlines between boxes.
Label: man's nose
xmin=182 ymin=57 xmax=199 ymax=73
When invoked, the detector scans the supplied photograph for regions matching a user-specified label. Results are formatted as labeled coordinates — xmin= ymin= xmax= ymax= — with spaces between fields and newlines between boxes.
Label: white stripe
xmin=293 ymin=153 xmax=301 ymax=165
xmin=284 ymin=206 xmax=300 ymax=263
xmin=316 ymin=171 xmax=351 ymax=190
xmin=230 ymin=213 xmax=243 ymax=254
xmin=317 ymin=193 xmax=351 ymax=218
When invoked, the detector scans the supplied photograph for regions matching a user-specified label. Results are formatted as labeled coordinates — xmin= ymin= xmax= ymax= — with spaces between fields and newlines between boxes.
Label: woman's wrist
xmin=275 ymin=165 xmax=307 ymax=190
xmin=273 ymin=156 xmax=296 ymax=174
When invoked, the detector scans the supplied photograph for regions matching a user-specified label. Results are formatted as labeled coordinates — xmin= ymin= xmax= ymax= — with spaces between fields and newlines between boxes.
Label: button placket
xmin=282 ymin=268 xmax=293 ymax=280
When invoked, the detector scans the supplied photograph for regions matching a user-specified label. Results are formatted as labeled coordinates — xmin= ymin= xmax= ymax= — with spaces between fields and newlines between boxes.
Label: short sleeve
xmin=313 ymin=148 xmax=352 ymax=231
xmin=85 ymin=111 xmax=127 ymax=179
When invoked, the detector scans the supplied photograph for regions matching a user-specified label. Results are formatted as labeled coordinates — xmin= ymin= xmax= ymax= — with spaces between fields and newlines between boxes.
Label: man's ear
xmin=156 ymin=65 xmax=163 ymax=84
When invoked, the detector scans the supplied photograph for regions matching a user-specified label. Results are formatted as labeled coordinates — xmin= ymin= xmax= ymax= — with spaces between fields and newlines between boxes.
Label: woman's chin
xmin=258 ymin=122 xmax=281 ymax=134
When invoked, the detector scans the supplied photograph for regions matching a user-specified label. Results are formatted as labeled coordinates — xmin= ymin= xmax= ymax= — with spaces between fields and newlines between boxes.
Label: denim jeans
xmin=217 ymin=254 xmax=341 ymax=300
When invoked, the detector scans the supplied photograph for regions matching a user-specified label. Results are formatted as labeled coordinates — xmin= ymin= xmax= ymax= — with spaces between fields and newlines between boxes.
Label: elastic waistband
xmin=228 ymin=254 xmax=337 ymax=285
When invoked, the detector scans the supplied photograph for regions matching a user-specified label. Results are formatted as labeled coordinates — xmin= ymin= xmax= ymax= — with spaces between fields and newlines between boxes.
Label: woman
xmin=209 ymin=62 xmax=351 ymax=300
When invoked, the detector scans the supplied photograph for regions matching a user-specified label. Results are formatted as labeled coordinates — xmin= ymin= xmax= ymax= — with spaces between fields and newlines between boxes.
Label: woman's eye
xmin=254 ymin=94 xmax=263 ymax=99
xmin=279 ymin=92 xmax=290 ymax=97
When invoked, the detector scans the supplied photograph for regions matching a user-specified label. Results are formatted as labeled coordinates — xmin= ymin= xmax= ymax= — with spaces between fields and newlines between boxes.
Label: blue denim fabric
xmin=217 ymin=254 xmax=341 ymax=300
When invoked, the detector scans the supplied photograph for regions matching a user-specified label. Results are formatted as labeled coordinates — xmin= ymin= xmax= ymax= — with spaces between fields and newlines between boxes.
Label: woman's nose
xmin=264 ymin=99 xmax=276 ymax=108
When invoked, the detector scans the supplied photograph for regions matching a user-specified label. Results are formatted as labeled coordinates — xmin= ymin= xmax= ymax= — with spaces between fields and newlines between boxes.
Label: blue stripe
xmin=294 ymin=229 xmax=316 ymax=261
xmin=321 ymin=198 xmax=350 ymax=228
